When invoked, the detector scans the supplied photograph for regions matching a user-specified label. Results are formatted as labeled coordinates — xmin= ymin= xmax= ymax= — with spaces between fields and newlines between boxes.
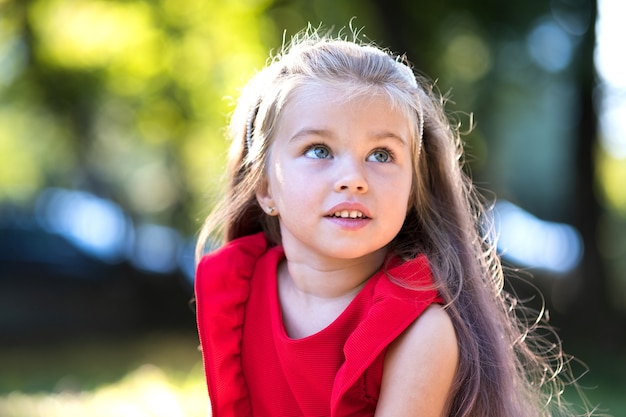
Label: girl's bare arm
xmin=375 ymin=304 xmax=459 ymax=417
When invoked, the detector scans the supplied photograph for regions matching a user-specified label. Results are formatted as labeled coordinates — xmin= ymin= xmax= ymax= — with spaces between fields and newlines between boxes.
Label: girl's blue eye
xmin=368 ymin=149 xmax=392 ymax=163
xmin=304 ymin=145 xmax=331 ymax=159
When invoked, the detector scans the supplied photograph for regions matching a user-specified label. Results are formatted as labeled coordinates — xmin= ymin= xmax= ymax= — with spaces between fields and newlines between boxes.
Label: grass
xmin=0 ymin=331 xmax=207 ymax=417
xmin=0 ymin=331 xmax=623 ymax=417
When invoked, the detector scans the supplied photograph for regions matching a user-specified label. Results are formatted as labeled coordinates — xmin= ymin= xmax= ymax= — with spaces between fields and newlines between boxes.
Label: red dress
xmin=195 ymin=232 xmax=441 ymax=417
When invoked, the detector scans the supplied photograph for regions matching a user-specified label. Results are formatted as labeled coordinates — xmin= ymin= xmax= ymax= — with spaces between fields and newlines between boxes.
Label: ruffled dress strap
xmin=194 ymin=232 xmax=268 ymax=417
xmin=331 ymin=254 xmax=442 ymax=416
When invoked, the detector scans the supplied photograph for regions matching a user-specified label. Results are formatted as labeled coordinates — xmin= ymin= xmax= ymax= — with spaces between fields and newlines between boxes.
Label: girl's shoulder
xmin=197 ymin=232 xmax=269 ymax=271
xmin=195 ymin=232 xmax=272 ymax=307
xmin=376 ymin=304 xmax=458 ymax=416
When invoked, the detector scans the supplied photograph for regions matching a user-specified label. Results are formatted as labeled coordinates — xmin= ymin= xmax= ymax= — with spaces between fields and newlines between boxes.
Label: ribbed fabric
xmin=195 ymin=232 xmax=441 ymax=417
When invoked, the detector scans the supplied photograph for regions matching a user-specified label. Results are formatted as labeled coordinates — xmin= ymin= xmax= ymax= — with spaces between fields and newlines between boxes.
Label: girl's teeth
xmin=333 ymin=210 xmax=363 ymax=218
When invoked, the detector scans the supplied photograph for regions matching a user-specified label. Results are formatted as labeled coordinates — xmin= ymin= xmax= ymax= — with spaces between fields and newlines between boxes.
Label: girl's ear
xmin=256 ymin=179 xmax=277 ymax=216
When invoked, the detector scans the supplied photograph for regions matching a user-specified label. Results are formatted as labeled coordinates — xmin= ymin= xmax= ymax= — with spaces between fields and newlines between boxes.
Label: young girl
xmin=194 ymin=28 xmax=595 ymax=417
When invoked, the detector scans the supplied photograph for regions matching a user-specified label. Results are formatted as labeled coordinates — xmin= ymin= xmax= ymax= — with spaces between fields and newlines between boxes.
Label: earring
xmin=267 ymin=206 xmax=276 ymax=215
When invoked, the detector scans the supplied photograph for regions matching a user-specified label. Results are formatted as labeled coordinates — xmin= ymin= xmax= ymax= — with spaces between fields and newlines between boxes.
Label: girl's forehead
xmin=278 ymin=82 xmax=417 ymax=136
xmin=282 ymin=84 xmax=389 ymax=119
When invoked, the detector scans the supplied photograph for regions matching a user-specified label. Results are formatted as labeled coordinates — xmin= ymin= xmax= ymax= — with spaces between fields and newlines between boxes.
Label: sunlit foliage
xmin=0 ymin=0 xmax=275 ymax=230
xmin=597 ymin=146 xmax=626 ymax=215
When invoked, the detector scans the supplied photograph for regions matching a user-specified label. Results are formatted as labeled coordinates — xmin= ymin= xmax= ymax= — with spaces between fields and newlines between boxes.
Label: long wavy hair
xmin=196 ymin=27 xmax=597 ymax=417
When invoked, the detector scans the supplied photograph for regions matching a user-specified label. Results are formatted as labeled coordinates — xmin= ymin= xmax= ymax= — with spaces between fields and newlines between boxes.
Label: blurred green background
xmin=0 ymin=0 xmax=624 ymax=415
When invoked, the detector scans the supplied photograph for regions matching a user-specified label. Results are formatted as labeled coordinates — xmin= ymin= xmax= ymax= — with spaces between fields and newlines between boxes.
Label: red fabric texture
xmin=195 ymin=232 xmax=441 ymax=417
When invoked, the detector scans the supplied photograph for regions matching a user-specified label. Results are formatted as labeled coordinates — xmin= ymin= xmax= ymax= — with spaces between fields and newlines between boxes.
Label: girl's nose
xmin=334 ymin=158 xmax=368 ymax=193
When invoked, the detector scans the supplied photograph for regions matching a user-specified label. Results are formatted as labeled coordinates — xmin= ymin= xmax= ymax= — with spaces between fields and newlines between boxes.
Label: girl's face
xmin=257 ymin=83 xmax=414 ymax=266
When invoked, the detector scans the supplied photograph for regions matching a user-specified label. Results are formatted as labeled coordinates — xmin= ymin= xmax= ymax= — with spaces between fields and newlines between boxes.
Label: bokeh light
xmin=495 ymin=200 xmax=583 ymax=274
xmin=596 ymin=0 xmax=626 ymax=159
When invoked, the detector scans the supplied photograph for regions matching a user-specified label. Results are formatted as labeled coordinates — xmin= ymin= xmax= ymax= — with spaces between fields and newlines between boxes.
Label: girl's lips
xmin=324 ymin=214 xmax=370 ymax=230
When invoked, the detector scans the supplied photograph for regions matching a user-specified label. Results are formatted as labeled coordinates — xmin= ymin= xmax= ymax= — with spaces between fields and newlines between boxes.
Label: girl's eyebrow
xmin=289 ymin=128 xmax=333 ymax=143
xmin=289 ymin=128 xmax=407 ymax=145
xmin=371 ymin=131 xmax=407 ymax=145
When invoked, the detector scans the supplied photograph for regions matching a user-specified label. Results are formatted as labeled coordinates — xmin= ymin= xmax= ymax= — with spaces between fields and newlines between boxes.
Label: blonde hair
xmin=197 ymin=27 xmax=596 ymax=417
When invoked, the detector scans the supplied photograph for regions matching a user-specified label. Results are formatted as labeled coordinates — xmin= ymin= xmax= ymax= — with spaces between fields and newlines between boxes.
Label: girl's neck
xmin=280 ymin=248 xmax=387 ymax=299
xmin=276 ymin=248 xmax=387 ymax=339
